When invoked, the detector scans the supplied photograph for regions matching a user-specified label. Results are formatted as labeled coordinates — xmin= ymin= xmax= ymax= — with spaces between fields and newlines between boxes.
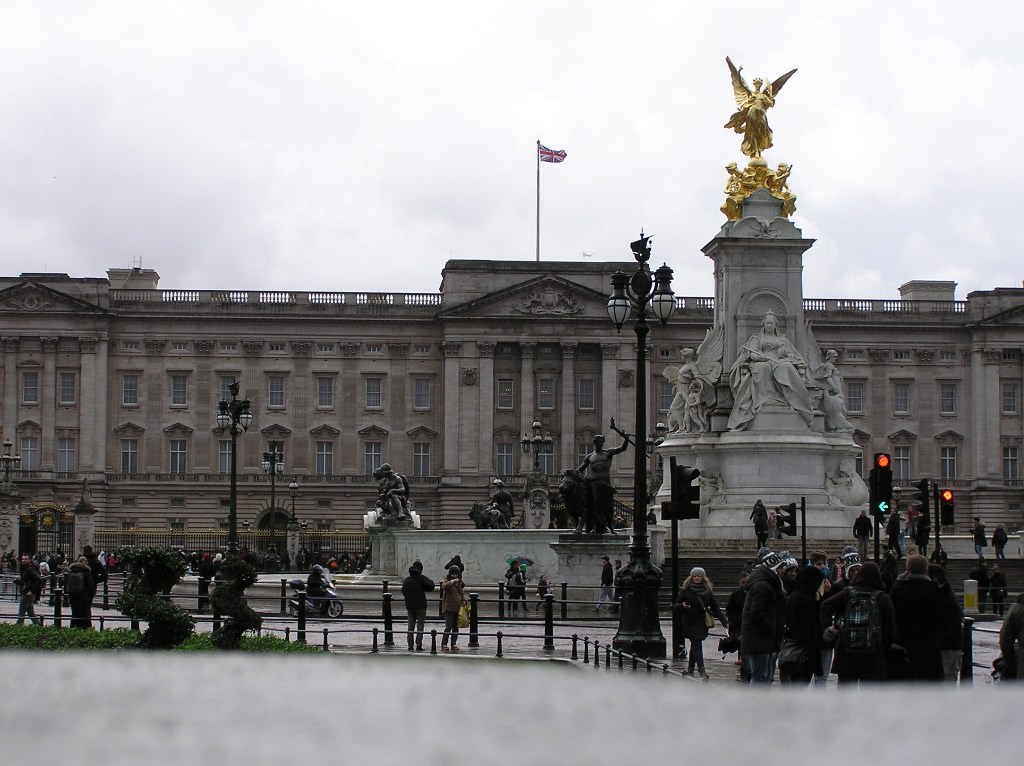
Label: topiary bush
xmin=209 ymin=554 xmax=262 ymax=649
xmin=114 ymin=546 xmax=195 ymax=649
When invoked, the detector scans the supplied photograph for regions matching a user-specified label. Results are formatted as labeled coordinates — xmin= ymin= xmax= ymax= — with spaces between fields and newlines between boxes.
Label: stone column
xmin=73 ymin=493 xmax=97 ymax=555
xmin=0 ymin=487 xmax=20 ymax=556
xmin=560 ymin=343 xmax=577 ymax=468
xmin=478 ymin=342 xmax=496 ymax=474
xmin=519 ymin=343 xmax=536 ymax=435
xmin=442 ymin=342 xmax=462 ymax=475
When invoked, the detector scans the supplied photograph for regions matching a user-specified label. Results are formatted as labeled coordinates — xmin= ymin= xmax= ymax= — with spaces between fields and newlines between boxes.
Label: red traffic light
xmin=876 ymin=454 xmax=890 ymax=469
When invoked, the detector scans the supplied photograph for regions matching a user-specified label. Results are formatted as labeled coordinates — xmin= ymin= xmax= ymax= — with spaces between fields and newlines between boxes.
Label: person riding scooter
xmin=306 ymin=565 xmax=328 ymax=600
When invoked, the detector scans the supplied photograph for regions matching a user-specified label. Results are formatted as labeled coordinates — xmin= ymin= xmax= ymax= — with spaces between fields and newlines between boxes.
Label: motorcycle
xmin=287 ymin=578 xmax=344 ymax=618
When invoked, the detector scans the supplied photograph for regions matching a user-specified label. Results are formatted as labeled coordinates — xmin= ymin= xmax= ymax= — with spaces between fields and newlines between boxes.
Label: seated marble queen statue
xmin=727 ymin=310 xmax=813 ymax=430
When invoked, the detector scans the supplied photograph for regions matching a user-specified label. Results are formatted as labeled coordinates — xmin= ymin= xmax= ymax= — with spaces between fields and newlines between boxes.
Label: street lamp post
xmin=261 ymin=447 xmax=284 ymax=553
xmin=1 ymin=438 xmax=21 ymax=490
xmin=520 ymin=418 xmax=553 ymax=474
xmin=606 ymin=231 xmax=675 ymax=658
xmin=288 ymin=478 xmax=299 ymax=523
xmin=216 ymin=381 xmax=253 ymax=554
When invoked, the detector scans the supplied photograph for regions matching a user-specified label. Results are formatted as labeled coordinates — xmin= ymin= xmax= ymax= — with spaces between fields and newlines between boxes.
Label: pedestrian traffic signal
xmin=668 ymin=464 xmax=701 ymax=520
xmin=778 ymin=502 xmax=798 ymax=537
xmin=940 ymin=488 xmax=955 ymax=526
xmin=912 ymin=478 xmax=930 ymax=516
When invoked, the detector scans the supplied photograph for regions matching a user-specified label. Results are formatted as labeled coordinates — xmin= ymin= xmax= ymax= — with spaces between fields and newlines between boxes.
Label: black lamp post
xmin=606 ymin=231 xmax=675 ymax=658
xmin=520 ymin=418 xmax=553 ymax=474
xmin=261 ymin=446 xmax=284 ymax=552
xmin=1 ymin=438 xmax=21 ymax=490
xmin=288 ymin=478 xmax=299 ymax=523
xmin=216 ymin=381 xmax=253 ymax=554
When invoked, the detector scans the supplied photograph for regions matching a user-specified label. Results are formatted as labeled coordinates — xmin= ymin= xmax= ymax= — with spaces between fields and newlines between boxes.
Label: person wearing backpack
xmin=820 ymin=561 xmax=895 ymax=685
xmin=65 ymin=556 xmax=95 ymax=629
xmin=992 ymin=524 xmax=1008 ymax=560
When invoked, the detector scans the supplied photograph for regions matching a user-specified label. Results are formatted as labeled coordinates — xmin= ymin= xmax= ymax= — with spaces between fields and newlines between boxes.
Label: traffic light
xmin=777 ymin=502 xmax=798 ymax=537
xmin=940 ymin=488 xmax=955 ymax=526
xmin=911 ymin=478 xmax=931 ymax=516
xmin=668 ymin=464 xmax=701 ymax=520
xmin=870 ymin=453 xmax=893 ymax=520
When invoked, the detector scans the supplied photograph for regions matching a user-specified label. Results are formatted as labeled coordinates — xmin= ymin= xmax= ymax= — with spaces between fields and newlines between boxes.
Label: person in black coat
xmin=780 ymin=565 xmax=825 ymax=685
xmin=889 ymin=554 xmax=944 ymax=681
xmin=740 ymin=550 xmax=787 ymax=685
xmin=401 ymin=562 xmax=435 ymax=651
xmin=820 ymin=562 xmax=895 ymax=685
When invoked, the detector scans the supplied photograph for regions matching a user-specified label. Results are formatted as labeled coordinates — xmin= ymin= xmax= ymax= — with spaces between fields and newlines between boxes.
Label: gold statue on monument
xmin=721 ymin=57 xmax=798 ymax=220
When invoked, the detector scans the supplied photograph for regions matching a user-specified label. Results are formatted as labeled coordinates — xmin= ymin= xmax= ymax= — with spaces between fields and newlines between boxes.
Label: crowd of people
xmin=702 ymin=542 xmax=1022 ymax=686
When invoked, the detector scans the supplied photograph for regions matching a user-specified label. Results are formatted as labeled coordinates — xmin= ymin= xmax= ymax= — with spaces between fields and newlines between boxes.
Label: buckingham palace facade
xmin=2 ymin=260 xmax=1023 ymax=544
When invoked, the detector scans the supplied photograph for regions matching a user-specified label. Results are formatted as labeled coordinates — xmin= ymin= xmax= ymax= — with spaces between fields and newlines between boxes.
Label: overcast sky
xmin=1 ymin=1 xmax=1019 ymax=301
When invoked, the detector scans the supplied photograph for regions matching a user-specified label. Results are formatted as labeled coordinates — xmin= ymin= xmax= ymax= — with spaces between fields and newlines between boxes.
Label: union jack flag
xmin=538 ymin=143 xmax=567 ymax=163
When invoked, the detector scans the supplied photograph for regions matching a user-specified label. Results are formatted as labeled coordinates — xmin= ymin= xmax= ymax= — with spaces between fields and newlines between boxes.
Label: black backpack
xmin=66 ymin=571 xmax=86 ymax=597
xmin=840 ymin=588 xmax=883 ymax=656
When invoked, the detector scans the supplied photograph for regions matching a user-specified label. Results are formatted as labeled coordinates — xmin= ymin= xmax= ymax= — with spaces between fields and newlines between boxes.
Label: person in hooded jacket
xmin=820 ymin=561 xmax=895 ymax=685
xmin=740 ymin=549 xmax=788 ymax=685
xmin=674 ymin=567 xmax=727 ymax=680
xmin=888 ymin=554 xmax=944 ymax=681
xmin=66 ymin=556 xmax=95 ymax=629
xmin=779 ymin=564 xmax=825 ymax=685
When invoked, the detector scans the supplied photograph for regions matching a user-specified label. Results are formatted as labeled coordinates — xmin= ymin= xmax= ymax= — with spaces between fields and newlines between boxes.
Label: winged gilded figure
xmin=724 ymin=57 xmax=797 ymax=160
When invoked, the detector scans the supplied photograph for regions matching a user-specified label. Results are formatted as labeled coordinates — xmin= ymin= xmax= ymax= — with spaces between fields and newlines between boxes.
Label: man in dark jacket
xmin=889 ymin=554 xmax=944 ymax=681
xmin=740 ymin=549 xmax=787 ymax=685
xmin=401 ymin=562 xmax=435 ymax=651
xmin=82 ymin=545 xmax=107 ymax=614
xmin=852 ymin=510 xmax=872 ymax=561
xmin=820 ymin=562 xmax=895 ymax=685
xmin=929 ymin=564 xmax=963 ymax=683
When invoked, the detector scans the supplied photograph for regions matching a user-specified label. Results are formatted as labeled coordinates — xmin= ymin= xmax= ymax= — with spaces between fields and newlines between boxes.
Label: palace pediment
xmin=437 ymin=275 xmax=610 ymax=321
xmin=0 ymin=281 xmax=108 ymax=315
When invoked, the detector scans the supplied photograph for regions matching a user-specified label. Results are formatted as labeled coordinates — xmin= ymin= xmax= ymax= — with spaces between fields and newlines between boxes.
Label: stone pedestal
xmin=655 ymin=422 xmax=864 ymax=540
xmin=0 ymin=491 xmax=20 ymax=555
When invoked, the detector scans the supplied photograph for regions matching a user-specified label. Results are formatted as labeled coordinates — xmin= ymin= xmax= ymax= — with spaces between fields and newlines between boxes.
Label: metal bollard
xmin=961 ymin=616 xmax=975 ymax=685
xmin=594 ymin=641 xmax=601 ymax=668
xmin=496 ymin=630 xmax=503 ymax=658
xmin=382 ymin=592 xmax=394 ymax=646
xmin=322 ymin=628 xmax=329 ymax=652
xmin=468 ymin=593 xmax=480 ymax=648
xmin=543 ymin=593 xmax=555 ymax=650
xmin=560 ymin=582 xmax=568 ymax=620
xmin=571 ymin=633 xmax=579 ymax=660
xmin=53 ymin=587 xmax=63 ymax=628
xmin=430 ymin=628 xmax=438 ymax=655
xmin=583 ymin=636 xmax=590 ymax=664
xmin=381 ymin=579 xmax=389 ymax=594
xmin=297 ymin=593 xmax=306 ymax=644
xmin=372 ymin=627 xmax=379 ymax=652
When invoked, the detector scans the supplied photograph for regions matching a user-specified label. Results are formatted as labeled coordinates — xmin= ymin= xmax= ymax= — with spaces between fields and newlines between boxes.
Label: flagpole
xmin=536 ymin=139 xmax=541 ymax=262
